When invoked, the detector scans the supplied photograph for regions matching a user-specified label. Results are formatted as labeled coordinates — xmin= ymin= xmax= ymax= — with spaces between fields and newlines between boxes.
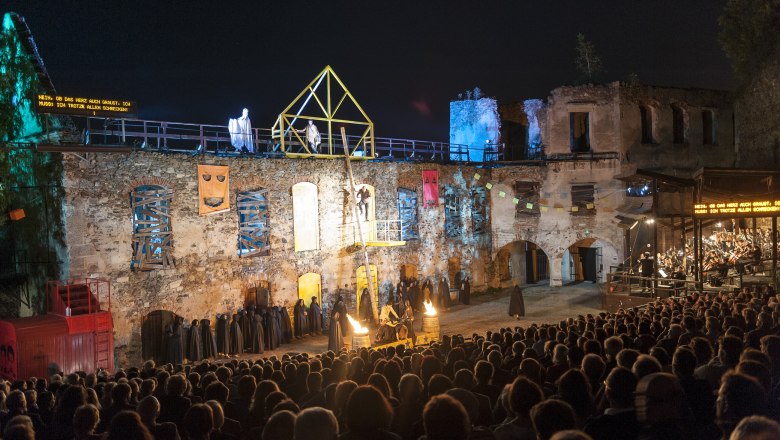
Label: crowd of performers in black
xmin=159 ymin=276 xmax=476 ymax=366
xmin=162 ymin=299 xmax=325 ymax=366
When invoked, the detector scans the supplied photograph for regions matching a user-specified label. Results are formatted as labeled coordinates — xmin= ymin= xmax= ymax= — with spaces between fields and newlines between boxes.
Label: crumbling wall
xmin=61 ymin=153 xmax=489 ymax=366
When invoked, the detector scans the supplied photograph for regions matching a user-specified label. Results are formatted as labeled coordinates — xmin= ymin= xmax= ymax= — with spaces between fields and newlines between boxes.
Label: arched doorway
xmin=562 ymin=238 xmax=618 ymax=284
xmin=356 ymin=264 xmax=378 ymax=318
xmin=141 ymin=310 xmax=175 ymax=362
xmin=298 ymin=273 xmax=321 ymax=308
xmin=495 ymin=241 xmax=549 ymax=286
xmin=400 ymin=264 xmax=417 ymax=283
xmin=447 ymin=257 xmax=461 ymax=285
xmin=244 ymin=280 xmax=270 ymax=308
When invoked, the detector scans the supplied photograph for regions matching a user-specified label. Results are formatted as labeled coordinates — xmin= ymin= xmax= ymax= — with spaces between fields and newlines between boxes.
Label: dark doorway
xmin=141 ymin=310 xmax=175 ymax=362
xmin=580 ymin=247 xmax=598 ymax=282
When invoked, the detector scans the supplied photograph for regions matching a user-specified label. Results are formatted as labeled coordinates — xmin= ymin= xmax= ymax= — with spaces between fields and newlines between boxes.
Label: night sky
xmin=5 ymin=0 xmax=734 ymax=141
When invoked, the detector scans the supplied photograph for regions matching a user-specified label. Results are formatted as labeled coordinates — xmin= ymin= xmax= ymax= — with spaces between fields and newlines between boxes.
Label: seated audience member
xmin=634 ymin=373 xmax=690 ymax=440
xmin=422 ymin=394 xmax=470 ymax=440
xmin=137 ymin=396 xmax=179 ymax=440
xmin=531 ymin=399 xmax=577 ymax=440
xmin=340 ymin=385 xmax=398 ymax=440
xmin=584 ymin=367 xmax=639 ymax=440
xmin=493 ymin=377 xmax=543 ymax=440
xmin=716 ymin=372 xmax=768 ymax=440
xmin=181 ymin=404 xmax=213 ymax=440
xmin=293 ymin=407 xmax=339 ymax=440
xmin=261 ymin=410 xmax=296 ymax=440
xmin=106 ymin=410 xmax=153 ymax=440
xmin=73 ymin=404 xmax=102 ymax=440
xmin=727 ymin=415 xmax=780 ymax=440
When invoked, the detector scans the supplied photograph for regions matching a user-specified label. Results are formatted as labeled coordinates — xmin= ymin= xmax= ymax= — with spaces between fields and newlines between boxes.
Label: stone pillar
xmin=549 ymin=255 xmax=563 ymax=287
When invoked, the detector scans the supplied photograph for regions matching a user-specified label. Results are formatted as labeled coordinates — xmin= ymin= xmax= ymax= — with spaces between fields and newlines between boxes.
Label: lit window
xmin=292 ymin=182 xmax=319 ymax=252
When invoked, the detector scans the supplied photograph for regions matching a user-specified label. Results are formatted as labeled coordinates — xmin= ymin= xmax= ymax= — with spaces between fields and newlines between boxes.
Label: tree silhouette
xmin=574 ymin=33 xmax=604 ymax=83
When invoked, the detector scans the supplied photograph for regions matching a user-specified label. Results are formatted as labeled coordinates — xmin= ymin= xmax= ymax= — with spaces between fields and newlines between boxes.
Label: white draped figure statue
xmin=298 ymin=120 xmax=321 ymax=153
xmin=228 ymin=108 xmax=253 ymax=153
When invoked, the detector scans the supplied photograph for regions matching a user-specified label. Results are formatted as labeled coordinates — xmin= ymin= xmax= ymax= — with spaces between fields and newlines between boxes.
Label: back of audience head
xmin=531 ymin=399 xmax=577 ymax=440
xmin=106 ymin=410 xmax=153 ymax=440
xmin=262 ymin=410 xmax=296 ymax=440
xmin=423 ymin=394 xmax=470 ymax=440
xmin=345 ymin=385 xmax=393 ymax=434
xmin=294 ymin=407 xmax=338 ymax=440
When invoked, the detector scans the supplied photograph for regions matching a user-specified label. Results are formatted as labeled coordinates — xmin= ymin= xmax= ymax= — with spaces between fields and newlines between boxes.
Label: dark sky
xmin=5 ymin=0 xmax=734 ymax=140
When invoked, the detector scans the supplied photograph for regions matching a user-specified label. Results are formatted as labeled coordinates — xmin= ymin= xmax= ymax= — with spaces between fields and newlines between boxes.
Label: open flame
xmin=423 ymin=299 xmax=437 ymax=316
xmin=346 ymin=313 xmax=369 ymax=335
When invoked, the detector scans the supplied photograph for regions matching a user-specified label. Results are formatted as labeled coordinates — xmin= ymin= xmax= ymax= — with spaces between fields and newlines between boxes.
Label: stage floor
xmin=220 ymin=282 xmax=602 ymax=360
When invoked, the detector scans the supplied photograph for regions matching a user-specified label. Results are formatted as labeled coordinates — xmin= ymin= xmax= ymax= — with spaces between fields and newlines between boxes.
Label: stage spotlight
xmin=645 ymin=218 xmax=655 ymax=224
xmin=716 ymin=222 xmax=722 ymax=227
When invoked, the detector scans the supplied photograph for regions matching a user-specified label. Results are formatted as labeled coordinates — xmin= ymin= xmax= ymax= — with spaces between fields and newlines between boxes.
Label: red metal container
xmin=0 ymin=279 xmax=114 ymax=381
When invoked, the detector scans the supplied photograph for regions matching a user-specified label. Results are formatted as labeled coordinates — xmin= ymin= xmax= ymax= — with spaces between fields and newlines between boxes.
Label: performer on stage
xmin=200 ymin=318 xmax=217 ymax=359
xmin=409 ymin=281 xmax=421 ymax=311
xmin=401 ymin=299 xmax=416 ymax=344
xmin=508 ymin=285 xmax=525 ymax=320
xmin=229 ymin=314 xmax=243 ymax=356
xmin=228 ymin=108 xmax=253 ymax=153
xmin=375 ymin=299 xmax=399 ymax=344
xmin=278 ymin=306 xmax=293 ymax=343
xmin=438 ymin=276 xmax=452 ymax=310
xmin=263 ymin=308 xmax=279 ymax=350
xmin=309 ymin=296 xmax=323 ymax=335
xmin=249 ymin=311 xmax=264 ymax=354
xmin=298 ymin=120 xmax=321 ymax=153
xmin=186 ymin=319 xmax=202 ymax=362
xmin=359 ymin=288 xmax=373 ymax=324
xmin=166 ymin=316 xmax=184 ymax=365
xmin=216 ymin=313 xmax=229 ymax=356
xmin=293 ymin=299 xmax=309 ymax=339
xmin=328 ymin=308 xmax=344 ymax=352
xmin=335 ymin=295 xmax=350 ymax=337
xmin=459 ymin=276 xmax=471 ymax=305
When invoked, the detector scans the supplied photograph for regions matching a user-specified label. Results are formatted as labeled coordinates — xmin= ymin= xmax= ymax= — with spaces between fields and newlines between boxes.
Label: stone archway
xmin=141 ymin=309 xmax=175 ymax=362
xmin=561 ymin=237 xmax=619 ymax=284
xmin=494 ymin=240 xmax=550 ymax=287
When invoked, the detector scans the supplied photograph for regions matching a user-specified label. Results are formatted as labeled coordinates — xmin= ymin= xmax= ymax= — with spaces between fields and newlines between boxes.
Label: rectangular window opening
xmin=569 ymin=112 xmax=590 ymax=152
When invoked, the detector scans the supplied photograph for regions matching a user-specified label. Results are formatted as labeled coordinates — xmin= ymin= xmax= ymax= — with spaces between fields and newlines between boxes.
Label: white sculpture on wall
xmin=229 ymin=108 xmax=254 ymax=153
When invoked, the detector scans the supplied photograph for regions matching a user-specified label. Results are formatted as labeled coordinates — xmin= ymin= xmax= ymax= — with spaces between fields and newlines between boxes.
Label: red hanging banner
xmin=422 ymin=170 xmax=439 ymax=207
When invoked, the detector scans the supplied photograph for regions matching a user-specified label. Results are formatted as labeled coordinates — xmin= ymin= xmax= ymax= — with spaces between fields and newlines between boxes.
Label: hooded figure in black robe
xmin=359 ymin=288 xmax=372 ymax=324
xmin=262 ymin=308 xmax=279 ymax=350
xmin=334 ymin=296 xmax=350 ymax=337
xmin=245 ymin=307 xmax=257 ymax=352
xmin=250 ymin=312 xmax=265 ymax=354
xmin=459 ymin=277 xmax=471 ymax=305
xmin=272 ymin=307 xmax=284 ymax=346
xmin=216 ymin=314 xmax=229 ymax=355
xmin=186 ymin=319 xmax=202 ymax=362
xmin=309 ymin=296 xmax=323 ymax=335
xmin=229 ymin=314 xmax=243 ymax=355
xmin=422 ymin=280 xmax=433 ymax=304
xmin=166 ymin=316 xmax=184 ymax=365
xmin=328 ymin=309 xmax=344 ymax=353
xmin=293 ymin=299 xmax=309 ymax=339
xmin=438 ymin=277 xmax=452 ymax=310
xmin=508 ymin=285 xmax=525 ymax=318
xmin=278 ymin=306 xmax=293 ymax=343
xmin=408 ymin=281 xmax=421 ymax=311
xmin=239 ymin=309 xmax=252 ymax=352
xmin=200 ymin=319 xmax=217 ymax=358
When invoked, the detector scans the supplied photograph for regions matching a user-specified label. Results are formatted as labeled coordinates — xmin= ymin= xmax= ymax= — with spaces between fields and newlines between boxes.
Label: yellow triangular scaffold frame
xmin=271 ymin=66 xmax=374 ymax=159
